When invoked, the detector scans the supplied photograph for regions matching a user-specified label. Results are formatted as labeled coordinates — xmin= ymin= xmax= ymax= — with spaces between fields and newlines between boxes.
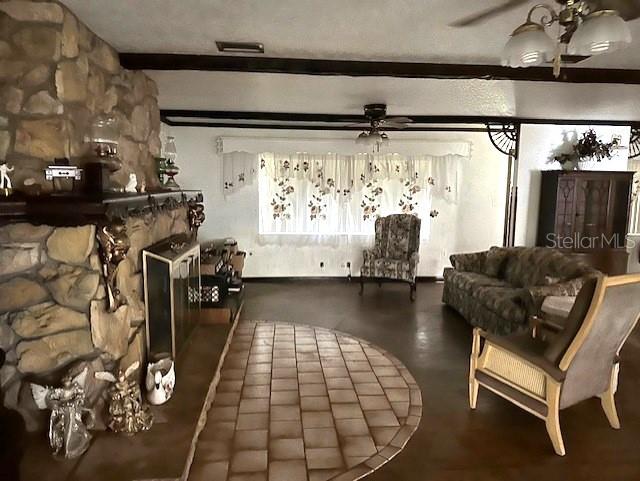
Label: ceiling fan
xmin=348 ymin=104 xmax=413 ymax=150
xmin=450 ymin=0 xmax=640 ymax=28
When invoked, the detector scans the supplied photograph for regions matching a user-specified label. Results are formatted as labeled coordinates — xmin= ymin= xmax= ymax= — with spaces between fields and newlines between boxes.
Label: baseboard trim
xmin=243 ymin=276 xmax=438 ymax=283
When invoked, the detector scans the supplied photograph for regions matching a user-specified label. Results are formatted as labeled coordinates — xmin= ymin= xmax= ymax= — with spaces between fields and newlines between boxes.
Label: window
xmin=257 ymin=152 xmax=461 ymax=237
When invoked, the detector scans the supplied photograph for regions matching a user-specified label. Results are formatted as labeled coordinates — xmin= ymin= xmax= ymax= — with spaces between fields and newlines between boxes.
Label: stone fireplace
xmin=0 ymin=1 xmax=205 ymax=432
xmin=0 ymin=193 xmax=204 ymax=430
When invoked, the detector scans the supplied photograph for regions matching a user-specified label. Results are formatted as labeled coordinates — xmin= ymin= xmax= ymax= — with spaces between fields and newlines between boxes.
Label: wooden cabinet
xmin=537 ymin=170 xmax=634 ymax=274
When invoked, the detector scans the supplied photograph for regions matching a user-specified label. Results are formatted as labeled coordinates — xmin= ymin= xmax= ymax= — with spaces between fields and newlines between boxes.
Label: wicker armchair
xmin=469 ymin=274 xmax=640 ymax=456
xmin=359 ymin=214 xmax=421 ymax=301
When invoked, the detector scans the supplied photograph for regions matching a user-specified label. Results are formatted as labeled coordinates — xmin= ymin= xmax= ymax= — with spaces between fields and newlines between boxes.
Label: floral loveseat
xmin=442 ymin=246 xmax=599 ymax=335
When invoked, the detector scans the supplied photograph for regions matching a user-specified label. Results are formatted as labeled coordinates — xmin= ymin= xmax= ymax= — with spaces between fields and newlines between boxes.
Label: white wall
xmin=515 ymin=124 xmax=631 ymax=246
xmin=173 ymin=128 xmax=508 ymax=277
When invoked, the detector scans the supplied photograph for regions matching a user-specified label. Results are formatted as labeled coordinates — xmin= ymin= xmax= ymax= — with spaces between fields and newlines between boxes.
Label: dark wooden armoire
xmin=537 ymin=170 xmax=635 ymax=275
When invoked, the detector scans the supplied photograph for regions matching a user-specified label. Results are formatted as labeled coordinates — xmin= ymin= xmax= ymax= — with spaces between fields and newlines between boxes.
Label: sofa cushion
xmin=473 ymin=286 xmax=528 ymax=322
xmin=484 ymin=247 xmax=512 ymax=278
xmin=503 ymin=247 xmax=593 ymax=288
xmin=445 ymin=271 xmax=511 ymax=292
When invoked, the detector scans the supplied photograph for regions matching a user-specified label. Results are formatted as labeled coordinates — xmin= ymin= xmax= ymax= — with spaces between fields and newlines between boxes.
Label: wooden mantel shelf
xmin=0 ymin=190 xmax=203 ymax=226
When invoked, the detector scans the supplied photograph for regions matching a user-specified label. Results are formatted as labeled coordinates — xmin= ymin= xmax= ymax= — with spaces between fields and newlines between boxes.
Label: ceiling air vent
xmin=216 ymin=41 xmax=264 ymax=54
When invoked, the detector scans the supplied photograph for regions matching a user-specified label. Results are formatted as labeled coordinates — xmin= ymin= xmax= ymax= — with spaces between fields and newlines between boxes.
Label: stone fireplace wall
xmin=0 ymin=0 xmax=162 ymax=191
xmin=0 ymin=207 xmax=190 ymax=431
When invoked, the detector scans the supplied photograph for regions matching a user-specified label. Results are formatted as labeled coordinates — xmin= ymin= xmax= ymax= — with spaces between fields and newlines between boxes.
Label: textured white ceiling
xmin=62 ymin=0 xmax=640 ymax=68
xmin=150 ymin=70 xmax=640 ymax=120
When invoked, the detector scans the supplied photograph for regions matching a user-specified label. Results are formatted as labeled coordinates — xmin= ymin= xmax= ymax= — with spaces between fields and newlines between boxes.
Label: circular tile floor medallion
xmin=190 ymin=321 xmax=422 ymax=481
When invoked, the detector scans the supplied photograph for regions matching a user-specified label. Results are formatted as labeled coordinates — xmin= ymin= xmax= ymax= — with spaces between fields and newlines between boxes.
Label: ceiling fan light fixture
xmin=356 ymin=132 xmax=369 ymax=145
xmin=568 ymin=9 xmax=631 ymax=56
xmin=501 ymin=22 xmax=556 ymax=67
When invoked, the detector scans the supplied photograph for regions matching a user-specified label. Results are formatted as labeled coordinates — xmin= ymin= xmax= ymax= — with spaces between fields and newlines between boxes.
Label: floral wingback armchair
xmin=359 ymin=214 xmax=421 ymax=301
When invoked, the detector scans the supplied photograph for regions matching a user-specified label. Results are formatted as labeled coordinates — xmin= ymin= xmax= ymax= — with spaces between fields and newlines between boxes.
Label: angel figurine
xmin=95 ymin=361 xmax=153 ymax=435
xmin=0 ymin=161 xmax=14 ymax=195
xmin=30 ymin=368 xmax=95 ymax=459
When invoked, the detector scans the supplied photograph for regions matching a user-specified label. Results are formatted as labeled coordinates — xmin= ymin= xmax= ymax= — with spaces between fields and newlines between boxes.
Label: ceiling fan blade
xmin=450 ymin=0 xmax=531 ymax=27
xmin=596 ymin=0 xmax=640 ymax=20
xmin=381 ymin=121 xmax=410 ymax=129
xmin=345 ymin=122 xmax=371 ymax=128
xmin=384 ymin=116 xmax=414 ymax=124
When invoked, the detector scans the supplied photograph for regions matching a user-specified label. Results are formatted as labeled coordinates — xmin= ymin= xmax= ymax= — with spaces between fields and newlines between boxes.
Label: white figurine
xmin=125 ymin=173 xmax=137 ymax=193
xmin=0 ymin=162 xmax=14 ymax=191
xmin=145 ymin=358 xmax=175 ymax=405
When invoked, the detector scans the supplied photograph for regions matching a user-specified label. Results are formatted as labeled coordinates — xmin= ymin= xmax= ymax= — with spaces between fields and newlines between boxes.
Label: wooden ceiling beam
xmin=121 ymin=53 xmax=640 ymax=84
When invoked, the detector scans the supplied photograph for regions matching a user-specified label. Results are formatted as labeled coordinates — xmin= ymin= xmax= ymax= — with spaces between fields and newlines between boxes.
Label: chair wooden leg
xmin=359 ymin=277 xmax=364 ymax=296
xmin=600 ymin=363 xmax=621 ymax=429
xmin=469 ymin=328 xmax=480 ymax=409
xmin=409 ymin=282 xmax=416 ymax=302
xmin=545 ymin=381 xmax=566 ymax=456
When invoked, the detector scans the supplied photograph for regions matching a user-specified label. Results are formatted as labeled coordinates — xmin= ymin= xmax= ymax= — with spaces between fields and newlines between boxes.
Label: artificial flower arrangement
xmin=553 ymin=129 xmax=619 ymax=170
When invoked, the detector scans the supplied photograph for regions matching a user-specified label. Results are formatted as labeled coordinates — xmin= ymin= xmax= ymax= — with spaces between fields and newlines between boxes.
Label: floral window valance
xmin=256 ymin=152 xmax=465 ymax=236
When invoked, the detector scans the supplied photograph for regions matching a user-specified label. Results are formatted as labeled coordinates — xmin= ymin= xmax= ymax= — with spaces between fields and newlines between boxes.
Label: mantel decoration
xmin=502 ymin=1 xmax=632 ymax=77
xmin=553 ymin=129 xmax=620 ymax=170
xmin=163 ymin=136 xmax=181 ymax=190
xmin=85 ymin=114 xmax=123 ymax=193
xmin=0 ymin=161 xmax=14 ymax=196
xmin=30 ymin=368 xmax=95 ymax=459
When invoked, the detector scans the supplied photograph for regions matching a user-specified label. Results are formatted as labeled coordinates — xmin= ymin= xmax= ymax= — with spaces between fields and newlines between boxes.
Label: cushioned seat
xmin=443 ymin=246 xmax=599 ymax=335
xmin=360 ymin=214 xmax=421 ymax=301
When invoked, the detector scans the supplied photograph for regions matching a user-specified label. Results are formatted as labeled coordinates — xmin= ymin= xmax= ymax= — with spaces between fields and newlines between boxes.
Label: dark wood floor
xmin=241 ymin=281 xmax=640 ymax=481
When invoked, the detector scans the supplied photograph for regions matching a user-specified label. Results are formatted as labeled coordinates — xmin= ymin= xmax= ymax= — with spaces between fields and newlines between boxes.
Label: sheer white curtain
xmin=630 ymin=159 xmax=640 ymax=233
xmin=257 ymin=152 xmax=462 ymax=240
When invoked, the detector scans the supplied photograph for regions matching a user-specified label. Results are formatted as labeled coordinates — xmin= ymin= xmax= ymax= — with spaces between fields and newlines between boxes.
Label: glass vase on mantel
xmin=85 ymin=114 xmax=123 ymax=194
xmin=162 ymin=136 xmax=180 ymax=190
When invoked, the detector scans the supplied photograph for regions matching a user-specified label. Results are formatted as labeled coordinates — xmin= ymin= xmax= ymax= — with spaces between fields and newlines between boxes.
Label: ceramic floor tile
xmin=213 ymin=391 xmax=241 ymax=406
xmin=228 ymin=472 xmax=267 ymax=481
xmin=230 ymin=450 xmax=268 ymax=473
xmin=268 ymin=460 xmax=307 ymax=481
xmin=236 ymin=412 xmax=269 ymax=430
xmin=271 ymin=405 xmax=301 ymax=421
xmin=326 ymin=378 xmax=354 ymax=390
xmin=192 ymin=321 xmax=421 ymax=481
xmin=350 ymin=372 xmax=378 ymax=383
xmin=270 ymin=390 xmax=299 ymax=405
xmin=342 ymin=436 xmax=377 ymax=458
xmin=304 ymin=427 xmax=339 ymax=448
xmin=242 ymin=385 xmax=270 ymax=398
xmin=331 ymin=403 xmax=364 ymax=420
xmin=328 ymin=389 xmax=358 ymax=404
xmin=379 ymin=376 xmax=407 ymax=389
xmin=335 ymin=418 xmax=370 ymax=437
xmin=300 ymin=395 xmax=331 ymax=411
xmin=297 ymin=361 xmax=322 ymax=372
xmin=353 ymin=382 xmax=384 ymax=395
xmin=363 ymin=410 xmax=399 ymax=428
xmin=299 ymin=383 xmax=327 ymax=397
xmin=359 ymin=395 xmax=392 ymax=411
xmin=243 ymin=373 xmax=271 ymax=386
xmin=271 ymin=378 xmax=298 ymax=391
xmin=218 ymin=380 xmax=244 ymax=392
xmin=269 ymin=438 xmax=305 ymax=460
xmin=234 ymin=430 xmax=268 ymax=450
xmin=273 ymin=358 xmax=296 ymax=369
xmin=245 ymin=363 xmax=272 ymax=374
xmin=302 ymin=411 xmax=334 ymax=428
xmin=272 ymin=367 xmax=298 ymax=379
xmin=238 ymin=398 xmax=270 ymax=414
xmin=299 ymin=372 xmax=324 ymax=384
xmin=305 ymin=447 xmax=344 ymax=470
xmin=270 ymin=420 xmax=303 ymax=439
